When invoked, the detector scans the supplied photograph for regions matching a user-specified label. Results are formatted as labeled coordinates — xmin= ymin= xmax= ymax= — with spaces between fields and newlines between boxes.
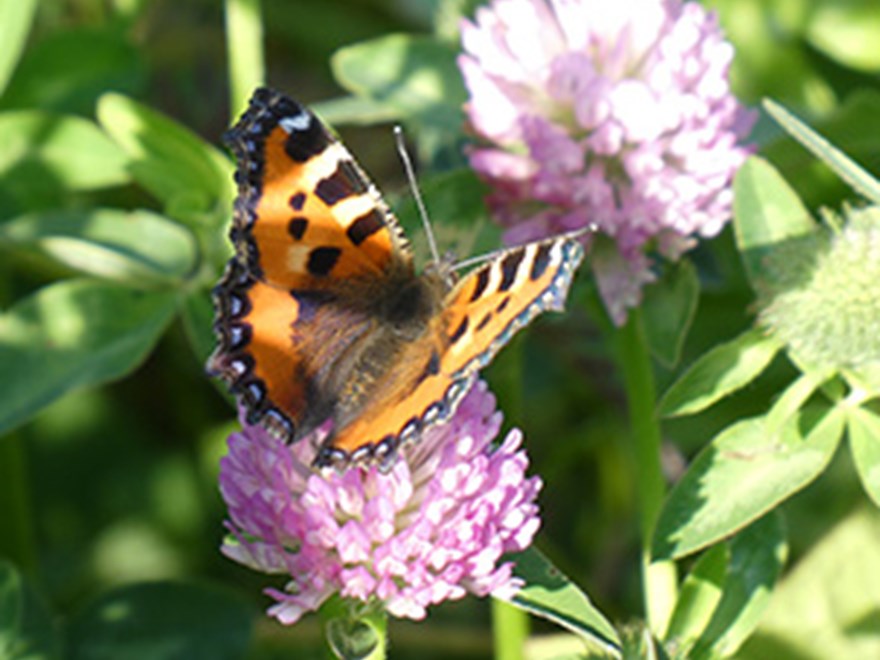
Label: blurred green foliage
xmin=0 ymin=0 xmax=879 ymax=657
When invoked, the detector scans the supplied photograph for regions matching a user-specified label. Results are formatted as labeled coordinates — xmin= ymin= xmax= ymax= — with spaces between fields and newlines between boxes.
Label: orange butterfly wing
xmin=209 ymin=259 xmax=376 ymax=441
xmin=210 ymin=88 xmax=413 ymax=441
xmin=318 ymin=235 xmax=584 ymax=468
xmin=225 ymin=87 xmax=412 ymax=289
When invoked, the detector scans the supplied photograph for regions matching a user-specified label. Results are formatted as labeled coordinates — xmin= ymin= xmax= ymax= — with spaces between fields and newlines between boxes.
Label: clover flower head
xmin=218 ymin=380 xmax=542 ymax=625
xmin=459 ymin=0 xmax=755 ymax=324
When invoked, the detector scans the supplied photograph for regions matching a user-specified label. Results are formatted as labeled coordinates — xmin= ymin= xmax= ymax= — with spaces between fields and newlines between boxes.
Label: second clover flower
xmin=459 ymin=0 xmax=755 ymax=324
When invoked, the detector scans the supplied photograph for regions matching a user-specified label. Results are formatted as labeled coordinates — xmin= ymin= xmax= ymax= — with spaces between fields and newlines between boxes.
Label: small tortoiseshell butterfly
xmin=208 ymin=88 xmax=584 ymax=470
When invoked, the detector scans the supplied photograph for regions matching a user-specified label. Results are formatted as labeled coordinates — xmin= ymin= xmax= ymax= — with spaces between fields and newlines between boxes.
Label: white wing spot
xmin=279 ymin=111 xmax=311 ymax=134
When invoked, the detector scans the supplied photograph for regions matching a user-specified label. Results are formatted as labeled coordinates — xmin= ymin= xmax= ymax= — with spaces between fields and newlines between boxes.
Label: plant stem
xmin=362 ymin=608 xmax=388 ymax=660
xmin=224 ymin=0 xmax=265 ymax=121
xmin=0 ymin=434 xmax=36 ymax=573
xmin=614 ymin=308 xmax=678 ymax=637
xmin=321 ymin=598 xmax=388 ymax=660
xmin=492 ymin=598 xmax=528 ymax=660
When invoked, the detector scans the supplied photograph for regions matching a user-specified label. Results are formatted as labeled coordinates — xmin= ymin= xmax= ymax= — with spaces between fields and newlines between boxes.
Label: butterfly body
xmin=209 ymin=88 xmax=584 ymax=470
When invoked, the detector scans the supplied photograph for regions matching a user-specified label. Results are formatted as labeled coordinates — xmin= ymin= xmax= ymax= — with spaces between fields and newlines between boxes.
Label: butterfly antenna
xmin=394 ymin=126 xmax=442 ymax=265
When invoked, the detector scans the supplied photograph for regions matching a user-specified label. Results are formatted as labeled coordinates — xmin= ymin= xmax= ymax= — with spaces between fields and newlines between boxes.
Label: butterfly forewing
xmin=223 ymin=88 xmax=413 ymax=289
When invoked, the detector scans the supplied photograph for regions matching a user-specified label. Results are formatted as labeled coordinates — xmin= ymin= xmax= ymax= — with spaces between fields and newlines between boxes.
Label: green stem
xmin=224 ymin=0 xmax=265 ymax=121
xmin=492 ymin=598 xmax=528 ymax=660
xmin=361 ymin=608 xmax=387 ymax=660
xmin=0 ymin=434 xmax=36 ymax=573
xmin=321 ymin=598 xmax=387 ymax=660
xmin=614 ymin=308 xmax=678 ymax=637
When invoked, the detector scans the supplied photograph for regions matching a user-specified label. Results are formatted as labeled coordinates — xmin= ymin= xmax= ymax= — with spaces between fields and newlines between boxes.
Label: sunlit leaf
xmin=332 ymin=34 xmax=466 ymax=133
xmin=0 ymin=209 xmax=198 ymax=286
xmin=0 ymin=28 xmax=144 ymax=114
xmin=0 ymin=280 xmax=178 ymax=435
xmin=312 ymin=94 xmax=404 ymax=127
xmin=737 ymin=508 xmax=880 ymax=658
xmin=0 ymin=111 xmax=129 ymax=205
xmin=733 ymin=155 xmax=814 ymax=285
xmin=689 ymin=513 xmax=786 ymax=658
xmin=762 ymin=91 xmax=880 ymax=210
xmin=848 ymin=405 xmax=880 ymax=507
xmin=509 ymin=547 xmax=620 ymax=657
xmin=704 ymin=0 xmax=835 ymax=112
xmin=665 ymin=545 xmax=728 ymax=645
xmin=97 ymin=93 xmax=233 ymax=221
xmin=0 ymin=0 xmax=38 ymax=96
xmin=764 ymin=370 xmax=835 ymax=435
xmin=763 ymin=99 xmax=880 ymax=206
xmin=806 ymin=0 xmax=880 ymax=72
xmin=653 ymin=405 xmax=844 ymax=559
xmin=659 ymin=328 xmax=782 ymax=418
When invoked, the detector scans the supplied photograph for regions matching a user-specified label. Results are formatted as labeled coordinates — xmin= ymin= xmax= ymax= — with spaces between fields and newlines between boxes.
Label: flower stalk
xmin=614 ymin=308 xmax=678 ymax=636
xmin=492 ymin=598 xmax=529 ymax=660
xmin=224 ymin=0 xmax=265 ymax=119
xmin=0 ymin=434 xmax=36 ymax=573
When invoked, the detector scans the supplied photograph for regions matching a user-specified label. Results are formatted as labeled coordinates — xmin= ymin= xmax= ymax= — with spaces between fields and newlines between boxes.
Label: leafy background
xmin=1 ymin=0 xmax=879 ymax=658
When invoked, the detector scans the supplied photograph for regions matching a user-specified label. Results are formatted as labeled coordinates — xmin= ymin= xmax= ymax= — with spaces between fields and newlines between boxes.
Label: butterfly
xmin=208 ymin=87 xmax=584 ymax=470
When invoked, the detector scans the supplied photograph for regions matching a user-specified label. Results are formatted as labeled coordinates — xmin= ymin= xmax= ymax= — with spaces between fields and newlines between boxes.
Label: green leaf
xmin=665 ymin=545 xmax=728 ymax=645
xmin=0 ymin=111 xmax=130 ymax=205
xmin=312 ymin=94 xmax=404 ymax=127
xmin=805 ymin=0 xmax=880 ymax=72
xmin=0 ymin=560 xmax=60 ymax=660
xmin=68 ymin=581 xmax=254 ymax=660
xmin=688 ymin=513 xmax=787 ymax=658
xmin=0 ymin=280 xmax=178 ymax=435
xmin=737 ymin=508 xmax=880 ymax=659
xmin=642 ymin=259 xmax=699 ymax=369
xmin=0 ymin=209 xmax=198 ymax=286
xmin=653 ymin=405 xmax=844 ymax=560
xmin=224 ymin=0 xmax=265 ymax=121
xmin=763 ymin=99 xmax=880 ymax=207
xmin=733 ymin=155 xmax=815 ymax=285
xmin=331 ymin=34 xmax=467 ymax=133
xmin=848 ymin=405 xmax=880 ymax=507
xmin=764 ymin=370 xmax=836 ymax=436
xmin=96 ymin=92 xmax=233 ymax=221
xmin=762 ymin=91 xmax=880 ymax=210
xmin=0 ymin=0 xmax=37 ymax=96
xmin=509 ymin=547 xmax=620 ymax=657
xmin=180 ymin=291 xmax=216 ymax=365
xmin=704 ymin=0 xmax=835 ymax=113
xmin=393 ymin=168 xmax=495 ymax=260
xmin=0 ymin=28 xmax=144 ymax=115
xmin=659 ymin=328 xmax=782 ymax=418
xmin=0 ymin=561 xmax=21 ymax=647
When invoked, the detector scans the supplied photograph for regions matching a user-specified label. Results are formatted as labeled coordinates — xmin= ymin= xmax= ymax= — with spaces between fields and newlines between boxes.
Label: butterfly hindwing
xmin=440 ymin=235 xmax=584 ymax=377
xmin=223 ymin=87 xmax=413 ymax=290
xmin=208 ymin=259 xmax=378 ymax=443
xmin=316 ymin=234 xmax=584 ymax=469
